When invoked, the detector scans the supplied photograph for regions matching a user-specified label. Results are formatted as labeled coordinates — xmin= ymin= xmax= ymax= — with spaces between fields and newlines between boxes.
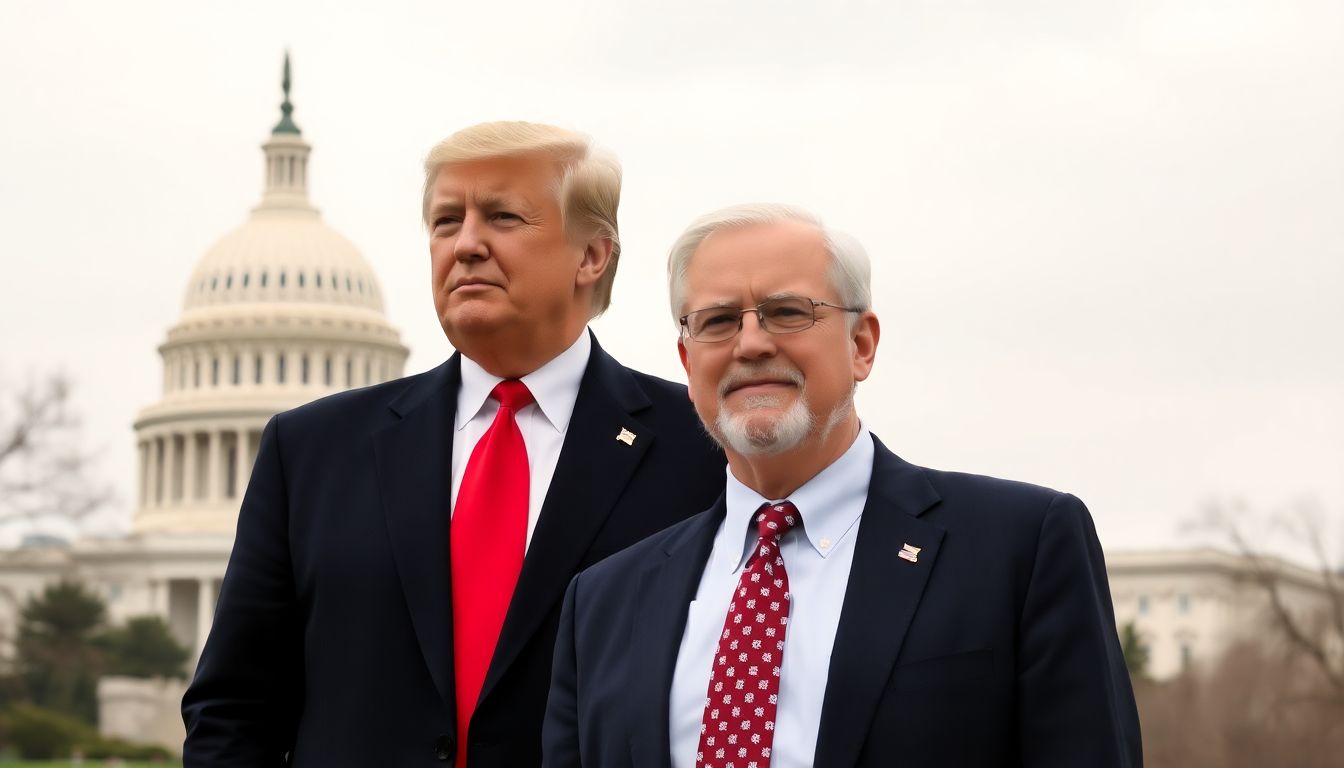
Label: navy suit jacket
xmin=543 ymin=434 xmax=1142 ymax=767
xmin=182 ymin=334 xmax=725 ymax=767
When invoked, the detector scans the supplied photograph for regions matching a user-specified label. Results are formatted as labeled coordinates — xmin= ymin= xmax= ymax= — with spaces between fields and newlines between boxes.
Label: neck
xmin=455 ymin=319 xmax=587 ymax=379
xmin=725 ymin=413 xmax=860 ymax=500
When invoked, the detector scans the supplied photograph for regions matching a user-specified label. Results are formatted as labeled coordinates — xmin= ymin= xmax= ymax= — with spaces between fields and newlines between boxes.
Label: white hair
xmin=665 ymin=203 xmax=872 ymax=325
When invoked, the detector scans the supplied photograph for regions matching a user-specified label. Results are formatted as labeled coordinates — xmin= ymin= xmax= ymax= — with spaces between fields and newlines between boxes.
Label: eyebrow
xmin=691 ymin=293 xmax=803 ymax=310
xmin=427 ymin=193 xmax=518 ymax=220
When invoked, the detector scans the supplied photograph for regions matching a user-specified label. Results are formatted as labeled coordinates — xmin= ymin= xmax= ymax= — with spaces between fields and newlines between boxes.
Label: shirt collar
xmin=722 ymin=424 xmax=874 ymax=572
xmin=455 ymin=330 xmax=591 ymax=433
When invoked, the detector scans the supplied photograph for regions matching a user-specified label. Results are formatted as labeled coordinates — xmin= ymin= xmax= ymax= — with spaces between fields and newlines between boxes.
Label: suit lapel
xmin=481 ymin=335 xmax=658 ymax=704
xmin=627 ymin=501 xmax=724 ymax=768
xmin=813 ymin=437 xmax=945 ymax=768
xmin=371 ymin=357 xmax=460 ymax=715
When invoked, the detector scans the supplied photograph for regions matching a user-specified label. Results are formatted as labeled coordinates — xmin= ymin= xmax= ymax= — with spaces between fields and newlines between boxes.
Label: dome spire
xmin=258 ymin=52 xmax=315 ymax=213
xmin=272 ymin=52 xmax=301 ymax=135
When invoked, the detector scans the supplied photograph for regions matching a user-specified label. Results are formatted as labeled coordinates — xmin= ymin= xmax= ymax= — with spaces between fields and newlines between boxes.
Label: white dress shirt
xmin=450 ymin=331 xmax=591 ymax=551
xmin=669 ymin=426 xmax=874 ymax=768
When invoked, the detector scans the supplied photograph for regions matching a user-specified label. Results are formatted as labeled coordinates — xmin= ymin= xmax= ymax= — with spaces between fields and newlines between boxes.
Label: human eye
xmin=431 ymin=215 xmax=462 ymax=235
xmin=763 ymin=298 xmax=810 ymax=319
xmin=690 ymin=308 xmax=740 ymax=336
xmin=761 ymin=298 xmax=814 ymax=330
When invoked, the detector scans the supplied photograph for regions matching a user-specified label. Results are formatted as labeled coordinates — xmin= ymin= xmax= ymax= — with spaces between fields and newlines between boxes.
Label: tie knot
xmin=755 ymin=501 xmax=800 ymax=541
xmin=491 ymin=379 xmax=534 ymax=411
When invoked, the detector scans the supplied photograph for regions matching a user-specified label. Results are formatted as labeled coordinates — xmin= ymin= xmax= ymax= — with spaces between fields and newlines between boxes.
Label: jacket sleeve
xmin=182 ymin=416 xmax=302 ymax=766
xmin=1016 ymin=493 xmax=1144 ymax=767
xmin=541 ymin=575 xmax=583 ymax=768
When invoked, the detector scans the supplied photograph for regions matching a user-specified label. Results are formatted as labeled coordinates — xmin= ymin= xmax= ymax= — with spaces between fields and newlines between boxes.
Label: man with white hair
xmin=183 ymin=122 xmax=724 ymax=767
xmin=542 ymin=203 xmax=1142 ymax=767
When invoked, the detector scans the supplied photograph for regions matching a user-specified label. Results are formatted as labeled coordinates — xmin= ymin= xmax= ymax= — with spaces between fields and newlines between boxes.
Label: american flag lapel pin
xmin=898 ymin=543 xmax=922 ymax=563
xmin=616 ymin=428 xmax=636 ymax=446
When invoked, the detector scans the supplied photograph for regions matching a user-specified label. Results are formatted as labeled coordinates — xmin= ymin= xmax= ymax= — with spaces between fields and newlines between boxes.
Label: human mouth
xmin=452 ymin=277 xmax=500 ymax=293
xmin=719 ymin=366 xmax=804 ymax=399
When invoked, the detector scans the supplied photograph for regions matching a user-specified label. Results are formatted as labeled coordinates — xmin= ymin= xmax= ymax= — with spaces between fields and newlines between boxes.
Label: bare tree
xmin=1189 ymin=499 xmax=1344 ymax=704
xmin=0 ymin=372 xmax=113 ymax=527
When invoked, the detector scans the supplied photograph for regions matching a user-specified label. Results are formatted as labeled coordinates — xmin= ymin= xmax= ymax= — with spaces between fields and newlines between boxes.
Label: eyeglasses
xmin=679 ymin=296 xmax=862 ymax=343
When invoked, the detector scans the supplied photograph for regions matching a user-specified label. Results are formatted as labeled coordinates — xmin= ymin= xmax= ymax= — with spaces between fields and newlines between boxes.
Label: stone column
xmin=196 ymin=578 xmax=217 ymax=656
xmin=233 ymin=428 xmax=249 ymax=499
xmin=183 ymin=431 xmax=198 ymax=503
xmin=163 ymin=433 xmax=178 ymax=503
xmin=207 ymin=430 xmax=222 ymax=503
xmin=137 ymin=441 xmax=148 ymax=510
xmin=148 ymin=579 xmax=166 ymax=618
xmin=146 ymin=435 xmax=162 ymax=508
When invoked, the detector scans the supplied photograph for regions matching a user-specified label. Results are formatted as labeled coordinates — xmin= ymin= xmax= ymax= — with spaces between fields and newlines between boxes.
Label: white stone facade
xmin=0 ymin=67 xmax=406 ymax=753
xmin=1107 ymin=548 xmax=1335 ymax=680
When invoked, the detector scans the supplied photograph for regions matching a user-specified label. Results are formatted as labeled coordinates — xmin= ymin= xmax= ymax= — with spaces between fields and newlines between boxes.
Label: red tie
xmin=697 ymin=501 xmax=800 ymax=768
xmin=451 ymin=379 xmax=533 ymax=768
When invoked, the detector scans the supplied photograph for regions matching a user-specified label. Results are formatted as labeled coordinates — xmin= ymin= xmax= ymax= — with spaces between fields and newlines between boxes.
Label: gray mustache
xmin=717 ymin=364 xmax=805 ymax=400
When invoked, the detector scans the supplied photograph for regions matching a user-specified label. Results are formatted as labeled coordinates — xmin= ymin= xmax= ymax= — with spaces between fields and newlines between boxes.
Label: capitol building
xmin=0 ymin=60 xmax=408 ymax=749
xmin=0 ymin=62 xmax=1337 ymax=756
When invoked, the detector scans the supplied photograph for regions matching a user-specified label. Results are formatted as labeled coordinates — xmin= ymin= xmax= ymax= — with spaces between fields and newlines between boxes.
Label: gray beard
xmin=713 ymin=391 xmax=853 ymax=457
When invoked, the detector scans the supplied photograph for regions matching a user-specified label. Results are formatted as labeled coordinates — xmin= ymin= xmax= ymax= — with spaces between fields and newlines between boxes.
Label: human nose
xmin=453 ymin=212 xmax=488 ymax=262
xmin=734 ymin=309 xmax=776 ymax=360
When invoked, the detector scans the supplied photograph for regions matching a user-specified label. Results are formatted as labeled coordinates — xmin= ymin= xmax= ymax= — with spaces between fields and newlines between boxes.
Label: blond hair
xmin=422 ymin=122 xmax=622 ymax=317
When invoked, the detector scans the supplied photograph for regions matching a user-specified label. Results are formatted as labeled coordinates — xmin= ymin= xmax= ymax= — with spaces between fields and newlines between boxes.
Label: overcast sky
xmin=1 ymin=0 xmax=1340 ymax=558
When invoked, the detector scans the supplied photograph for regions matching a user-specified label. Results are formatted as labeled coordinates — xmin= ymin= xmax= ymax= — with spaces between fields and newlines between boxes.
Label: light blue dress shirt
xmin=669 ymin=427 xmax=874 ymax=768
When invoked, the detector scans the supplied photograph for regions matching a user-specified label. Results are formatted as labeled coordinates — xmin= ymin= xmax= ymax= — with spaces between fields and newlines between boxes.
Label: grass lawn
xmin=0 ymin=762 xmax=181 ymax=767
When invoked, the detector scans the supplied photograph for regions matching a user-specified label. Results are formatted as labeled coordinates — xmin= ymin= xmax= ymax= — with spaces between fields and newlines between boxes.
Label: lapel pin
xmin=898 ymin=543 xmax=922 ymax=563
xmin=616 ymin=428 xmax=637 ymax=446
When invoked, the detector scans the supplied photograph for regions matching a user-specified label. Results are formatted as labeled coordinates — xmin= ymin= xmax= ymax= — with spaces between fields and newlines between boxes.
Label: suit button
xmin=435 ymin=734 xmax=454 ymax=762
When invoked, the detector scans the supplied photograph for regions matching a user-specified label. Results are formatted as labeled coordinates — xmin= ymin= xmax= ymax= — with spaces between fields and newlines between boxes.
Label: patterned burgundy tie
xmin=697 ymin=501 xmax=800 ymax=768
xmin=451 ymin=379 xmax=533 ymax=768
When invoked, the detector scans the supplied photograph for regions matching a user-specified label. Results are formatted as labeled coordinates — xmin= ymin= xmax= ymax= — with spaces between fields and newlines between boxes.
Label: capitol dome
xmin=184 ymin=213 xmax=386 ymax=314
xmin=132 ymin=57 xmax=409 ymax=535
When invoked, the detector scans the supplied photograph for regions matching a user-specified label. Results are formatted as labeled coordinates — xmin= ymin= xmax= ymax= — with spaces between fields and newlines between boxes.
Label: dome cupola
xmin=133 ymin=56 xmax=409 ymax=536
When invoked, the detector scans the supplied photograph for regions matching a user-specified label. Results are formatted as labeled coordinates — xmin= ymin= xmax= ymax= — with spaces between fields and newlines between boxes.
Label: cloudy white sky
xmin=1 ymin=0 xmax=1340 ymax=557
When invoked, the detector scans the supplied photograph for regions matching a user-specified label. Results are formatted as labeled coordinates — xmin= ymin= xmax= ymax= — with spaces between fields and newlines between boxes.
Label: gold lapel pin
xmin=616 ymin=428 xmax=636 ymax=446
xmin=898 ymin=543 xmax=922 ymax=563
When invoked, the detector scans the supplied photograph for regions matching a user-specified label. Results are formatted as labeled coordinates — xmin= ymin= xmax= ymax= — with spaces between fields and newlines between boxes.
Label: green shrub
xmin=79 ymin=733 xmax=175 ymax=760
xmin=0 ymin=702 xmax=96 ymax=759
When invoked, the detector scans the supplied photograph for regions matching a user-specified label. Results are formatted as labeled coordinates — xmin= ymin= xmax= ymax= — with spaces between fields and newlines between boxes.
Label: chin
xmin=441 ymin=305 xmax=511 ymax=338
xmin=714 ymin=400 xmax=815 ymax=457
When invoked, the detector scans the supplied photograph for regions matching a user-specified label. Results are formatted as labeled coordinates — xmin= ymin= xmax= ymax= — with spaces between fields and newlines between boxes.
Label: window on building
xmin=232 ymin=355 xmax=241 ymax=385
xmin=260 ymin=271 xmax=268 ymax=288
xmin=193 ymin=360 xmax=200 ymax=387
xmin=226 ymin=273 xmax=233 ymax=289
xmin=242 ymin=272 xmax=250 ymax=288
xmin=277 ymin=354 xmax=286 ymax=384
xmin=345 ymin=358 xmax=352 ymax=387
xmin=1180 ymin=643 xmax=1192 ymax=670
xmin=1178 ymin=593 xmax=1191 ymax=614
xmin=211 ymin=357 xmax=219 ymax=386
xmin=315 ymin=272 xmax=322 ymax=288
xmin=298 ymin=272 xmax=306 ymax=288
xmin=255 ymin=354 xmax=263 ymax=384
xmin=1138 ymin=595 xmax=1149 ymax=615
xmin=364 ymin=359 xmax=371 ymax=385
xmin=280 ymin=271 xmax=287 ymax=288
xmin=301 ymin=354 xmax=310 ymax=384
xmin=324 ymin=356 xmax=332 ymax=386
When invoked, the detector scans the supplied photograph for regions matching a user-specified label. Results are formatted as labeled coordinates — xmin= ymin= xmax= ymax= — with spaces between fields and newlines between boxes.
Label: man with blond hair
xmin=542 ymin=203 xmax=1142 ymax=767
xmin=183 ymin=122 xmax=724 ymax=767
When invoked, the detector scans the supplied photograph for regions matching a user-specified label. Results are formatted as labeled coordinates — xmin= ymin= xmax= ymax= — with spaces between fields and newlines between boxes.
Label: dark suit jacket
xmin=543 ymin=434 xmax=1143 ymax=767
xmin=182 ymin=333 xmax=725 ymax=767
